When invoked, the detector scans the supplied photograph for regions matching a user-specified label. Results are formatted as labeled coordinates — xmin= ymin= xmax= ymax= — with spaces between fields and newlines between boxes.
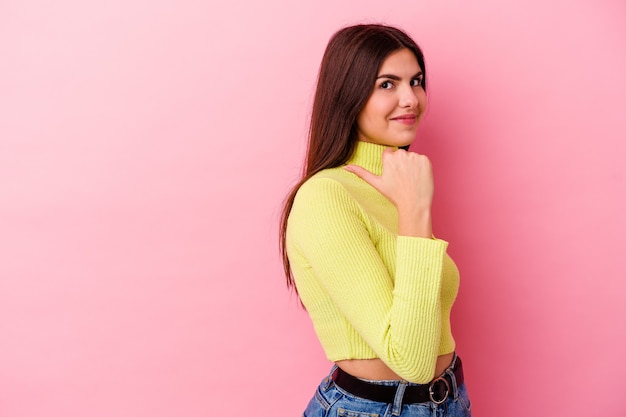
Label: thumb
xmin=344 ymin=164 xmax=380 ymax=188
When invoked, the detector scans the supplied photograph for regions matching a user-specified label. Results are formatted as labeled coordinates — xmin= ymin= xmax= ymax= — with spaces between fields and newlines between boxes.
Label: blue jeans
xmin=303 ymin=361 xmax=471 ymax=417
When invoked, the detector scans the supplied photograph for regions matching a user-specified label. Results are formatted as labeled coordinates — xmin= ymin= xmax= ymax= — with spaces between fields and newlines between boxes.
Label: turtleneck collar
xmin=345 ymin=141 xmax=398 ymax=176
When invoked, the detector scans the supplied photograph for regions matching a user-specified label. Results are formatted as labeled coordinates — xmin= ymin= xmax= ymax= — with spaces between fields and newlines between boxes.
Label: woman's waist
xmin=335 ymin=351 xmax=455 ymax=383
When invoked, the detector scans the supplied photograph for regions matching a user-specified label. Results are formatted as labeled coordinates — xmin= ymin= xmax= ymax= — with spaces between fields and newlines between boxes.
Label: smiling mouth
xmin=391 ymin=114 xmax=417 ymax=124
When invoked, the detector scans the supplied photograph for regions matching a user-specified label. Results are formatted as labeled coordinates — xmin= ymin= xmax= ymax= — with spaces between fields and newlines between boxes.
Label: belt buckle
xmin=428 ymin=376 xmax=450 ymax=405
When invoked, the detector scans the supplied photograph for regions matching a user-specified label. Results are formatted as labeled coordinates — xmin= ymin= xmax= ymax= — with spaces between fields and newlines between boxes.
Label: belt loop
xmin=446 ymin=368 xmax=458 ymax=400
xmin=446 ymin=354 xmax=459 ymax=400
xmin=391 ymin=381 xmax=407 ymax=416
xmin=325 ymin=365 xmax=338 ymax=391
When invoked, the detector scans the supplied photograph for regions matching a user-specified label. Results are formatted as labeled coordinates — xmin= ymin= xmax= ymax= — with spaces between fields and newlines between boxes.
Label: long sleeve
xmin=287 ymin=176 xmax=449 ymax=382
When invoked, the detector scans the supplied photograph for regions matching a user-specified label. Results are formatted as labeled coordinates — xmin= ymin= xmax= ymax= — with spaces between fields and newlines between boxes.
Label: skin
xmin=341 ymin=48 xmax=454 ymax=381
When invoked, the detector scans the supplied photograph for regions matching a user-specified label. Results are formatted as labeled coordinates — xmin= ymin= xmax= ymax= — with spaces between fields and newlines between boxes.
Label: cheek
xmin=356 ymin=112 xmax=372 ymax=135
xmin=366 ymin=99 xmax=395 ymax=121
xmin=359 ymin=106 xmax=383 ymax=128
xmin=419 ymin=92 xmax=428 ymax=111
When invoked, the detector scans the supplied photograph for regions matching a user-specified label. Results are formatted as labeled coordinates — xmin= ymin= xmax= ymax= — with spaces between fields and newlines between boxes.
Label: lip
xmin=391 ymin=114 xmax=417 ymax=125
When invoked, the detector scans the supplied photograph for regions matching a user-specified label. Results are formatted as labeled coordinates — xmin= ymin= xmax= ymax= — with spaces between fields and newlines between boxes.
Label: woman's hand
xmin=345 ymin=148 xmax=434 ymax=237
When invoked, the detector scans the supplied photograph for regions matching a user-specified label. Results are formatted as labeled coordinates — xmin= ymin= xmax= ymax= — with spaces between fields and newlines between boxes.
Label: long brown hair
xmin=279 ymin=24 xmax=427 ymax=290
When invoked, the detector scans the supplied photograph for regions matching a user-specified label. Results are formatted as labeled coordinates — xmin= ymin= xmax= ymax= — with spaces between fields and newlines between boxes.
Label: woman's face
xmin=356 ymin=48 xmax=427 ymax=147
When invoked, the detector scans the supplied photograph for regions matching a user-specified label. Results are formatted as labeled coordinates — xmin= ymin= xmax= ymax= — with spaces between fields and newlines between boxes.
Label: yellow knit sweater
xmin=286 ymin=140 xmax=460 ymax=383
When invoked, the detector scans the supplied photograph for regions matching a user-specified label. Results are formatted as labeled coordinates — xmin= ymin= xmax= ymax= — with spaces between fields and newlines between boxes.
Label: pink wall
xmin=1 ymin=1 xmax=625 ymax=416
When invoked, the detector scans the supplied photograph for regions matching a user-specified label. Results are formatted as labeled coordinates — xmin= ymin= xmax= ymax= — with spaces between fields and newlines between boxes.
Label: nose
xmin=399 ymin=86 xmax=418 ymax=109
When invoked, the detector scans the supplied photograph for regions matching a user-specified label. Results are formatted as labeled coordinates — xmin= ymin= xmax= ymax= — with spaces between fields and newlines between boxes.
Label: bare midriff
xmin=335 ymin=352 xmax=454 ymax=382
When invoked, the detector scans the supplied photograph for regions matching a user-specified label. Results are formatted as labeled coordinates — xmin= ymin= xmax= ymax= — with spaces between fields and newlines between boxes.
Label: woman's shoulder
xmin=296 ymin=167 xmax=351 ymax=201
xmin=296 ymin=165 xmax=382 ymax=209
xmin=288 ymin=168 xmax=366 ymax=238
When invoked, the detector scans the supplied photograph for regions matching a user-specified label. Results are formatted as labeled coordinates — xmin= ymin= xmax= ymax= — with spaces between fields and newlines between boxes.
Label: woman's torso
xmin=336 ymin=352 xmax=454 ymax=382
xmin=287 ymin=142 xmax=460 ymax=383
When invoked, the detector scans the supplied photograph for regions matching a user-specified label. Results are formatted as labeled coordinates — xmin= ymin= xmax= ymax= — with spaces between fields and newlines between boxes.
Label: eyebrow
xmin=376 ymin=71 xmax=423 ymax=80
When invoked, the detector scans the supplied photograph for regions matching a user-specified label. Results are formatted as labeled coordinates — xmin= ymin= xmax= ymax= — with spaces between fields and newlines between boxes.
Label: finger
xmin=382 ymin=147 xmax=397 ymax=159
xmin=344 ymin=164 xmax=380 ymax=187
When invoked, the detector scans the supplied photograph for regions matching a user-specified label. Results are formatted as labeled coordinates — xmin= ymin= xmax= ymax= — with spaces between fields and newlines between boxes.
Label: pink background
xmin=1 ymin=1 xmax=625 ymax=416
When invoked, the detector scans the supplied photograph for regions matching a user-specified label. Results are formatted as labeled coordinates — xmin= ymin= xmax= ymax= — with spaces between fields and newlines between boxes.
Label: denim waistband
xmin=332 ymin=352 xmax=459 ymax=387
xmin=328 ymin=353 xmax=463 ymax=415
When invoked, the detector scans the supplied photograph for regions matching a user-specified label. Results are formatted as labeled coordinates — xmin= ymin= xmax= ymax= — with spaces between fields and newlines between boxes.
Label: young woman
xmin=280 ymin=24 xmax=471 ymax=417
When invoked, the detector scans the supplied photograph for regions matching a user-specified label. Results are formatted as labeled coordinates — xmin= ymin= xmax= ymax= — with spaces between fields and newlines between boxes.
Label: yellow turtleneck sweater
xmin=286 ymin=140 xmax=460 ymax=383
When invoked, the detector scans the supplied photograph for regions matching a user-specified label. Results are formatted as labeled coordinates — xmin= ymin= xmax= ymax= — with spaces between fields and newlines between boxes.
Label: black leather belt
xmin=332 ymin=357 xmax=464 ymax=405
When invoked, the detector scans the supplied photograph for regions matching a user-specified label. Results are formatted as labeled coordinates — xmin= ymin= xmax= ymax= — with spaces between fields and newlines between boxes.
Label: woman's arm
xmin=287 ymin=169 xmax=447 ymax=382
xmin=345 ymin=147 xmax=434 ymax=238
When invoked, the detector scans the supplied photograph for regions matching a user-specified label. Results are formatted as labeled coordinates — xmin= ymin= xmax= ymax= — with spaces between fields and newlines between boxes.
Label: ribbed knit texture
xmin=286 ymin=141 xmax=460 ymax=383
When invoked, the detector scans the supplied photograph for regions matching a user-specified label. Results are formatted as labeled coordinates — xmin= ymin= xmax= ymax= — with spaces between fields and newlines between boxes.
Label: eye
xmin=379 ymin=81 xmax=394 ymax=90
xmin=411 ymin=78 xmax=423 ymax=87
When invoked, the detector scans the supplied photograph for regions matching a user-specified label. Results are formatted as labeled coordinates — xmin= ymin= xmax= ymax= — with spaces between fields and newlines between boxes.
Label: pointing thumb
xmin=344 ymin=164 xmax=379 ymax=187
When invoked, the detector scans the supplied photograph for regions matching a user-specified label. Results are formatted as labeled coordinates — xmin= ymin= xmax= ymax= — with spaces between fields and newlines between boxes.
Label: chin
xmin=391 ymin=130 xmax=418 ymax=147
xmin=396 ymin=136 xmax=416 ymax=148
